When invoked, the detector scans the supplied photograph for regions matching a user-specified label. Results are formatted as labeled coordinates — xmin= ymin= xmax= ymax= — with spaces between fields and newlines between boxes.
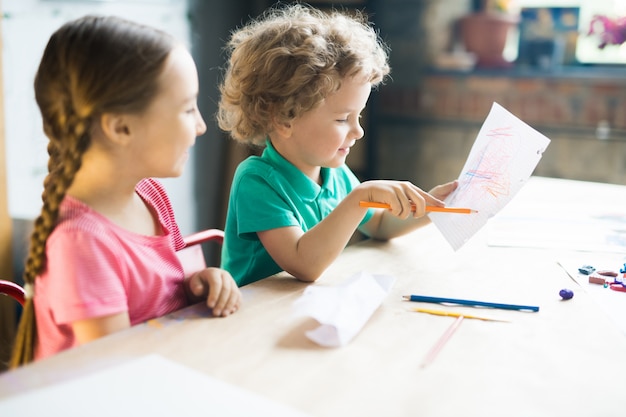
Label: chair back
xmin=176 ymin=228 xmax=224 ymax=276
xmin=0 ymin=280 xmax=25 ymax=306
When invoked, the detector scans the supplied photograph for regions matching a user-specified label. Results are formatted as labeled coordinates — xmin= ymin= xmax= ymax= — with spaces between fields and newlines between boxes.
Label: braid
xmin=10 ymin=108 xmax=90 ymax=367
xmin=10 ymin=14 xmax=174 ymax=366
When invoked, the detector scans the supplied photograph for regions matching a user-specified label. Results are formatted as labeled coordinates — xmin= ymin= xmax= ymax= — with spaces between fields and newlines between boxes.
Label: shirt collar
xmin=262 ymin=139 xmax=336 ymax=201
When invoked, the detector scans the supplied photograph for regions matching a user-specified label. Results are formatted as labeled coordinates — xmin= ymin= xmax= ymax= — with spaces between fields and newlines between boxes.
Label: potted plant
xmin=459 ymin=0 xmax=519 ymax=68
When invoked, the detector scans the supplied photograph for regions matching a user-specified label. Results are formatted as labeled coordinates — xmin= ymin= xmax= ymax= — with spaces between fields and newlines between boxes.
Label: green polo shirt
xmin=221 ymin=140 xmax=373 ymax=286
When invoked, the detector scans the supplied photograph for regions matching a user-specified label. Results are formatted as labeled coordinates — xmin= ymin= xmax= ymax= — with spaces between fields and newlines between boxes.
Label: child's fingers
xmin=208 ymin=271 xmax=241 ymax=317
xmin=388 ymin=191 xmax=417 ymax=218
xmin=362 ymin=180 xmax=445 ymax=218
xmin=401 ymin=189 xmax=425 ymax=218
xmin=429 ymin=180 xmax=458 ymax=200
xmin=221 ymin=283 xmax=242 ymax=316
xmin=205 ymin=272 xmax=223 ymax=312
xmin=417 ymin=187 xmax=445 ymax=206
xmin=381 ymin=181 xmax=425 ymax=218
xmin=404 ymin=186 xmax=443 ymax=218
xmin=189 ymin=273 xmax=206 ymax=297
xmin=210 ymin=282 xmax=230 ymax=317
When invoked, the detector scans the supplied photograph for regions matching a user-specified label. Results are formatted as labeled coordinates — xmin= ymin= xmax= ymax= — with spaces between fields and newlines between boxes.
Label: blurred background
xmin=1 ymin=0 xmax=625 ymax=367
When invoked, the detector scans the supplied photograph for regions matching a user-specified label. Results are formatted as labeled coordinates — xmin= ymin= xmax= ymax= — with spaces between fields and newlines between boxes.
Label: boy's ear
xmin=271 ymin=117 xmax=292 ymax=139
xmin=99 ymin=113 xmax=132 ymax=145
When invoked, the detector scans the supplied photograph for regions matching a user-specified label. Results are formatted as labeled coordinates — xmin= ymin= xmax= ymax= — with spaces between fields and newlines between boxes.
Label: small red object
xmin=589 ymin=273 xmax=607 ymax=285
xmin=609 ymin=283 xmax=626 ymax=293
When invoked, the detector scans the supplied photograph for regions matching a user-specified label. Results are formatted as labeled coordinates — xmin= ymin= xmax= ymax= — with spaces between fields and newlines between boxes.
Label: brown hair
xmin=217 ymin=4 xmax=390 ymax=146
xmin=10 ymin=15 xmax=175 ymax=367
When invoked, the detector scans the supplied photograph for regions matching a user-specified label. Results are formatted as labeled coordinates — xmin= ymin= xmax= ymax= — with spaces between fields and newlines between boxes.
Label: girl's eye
xmin=186 ymin=102 xmax=199 ymax=114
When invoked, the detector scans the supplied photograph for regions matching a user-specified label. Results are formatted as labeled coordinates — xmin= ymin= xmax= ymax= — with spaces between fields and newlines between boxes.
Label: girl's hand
xmin=186 ymin=268 xmax=242 ymax=317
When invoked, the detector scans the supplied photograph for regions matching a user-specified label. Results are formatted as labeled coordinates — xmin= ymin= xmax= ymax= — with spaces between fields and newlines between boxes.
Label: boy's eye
xmin=336 ymin=113 xmax=362 ymax=123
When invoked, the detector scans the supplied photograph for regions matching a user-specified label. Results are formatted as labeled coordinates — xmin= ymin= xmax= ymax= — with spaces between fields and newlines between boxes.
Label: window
xmin=504 ymin=0 xmax=626 ymax=65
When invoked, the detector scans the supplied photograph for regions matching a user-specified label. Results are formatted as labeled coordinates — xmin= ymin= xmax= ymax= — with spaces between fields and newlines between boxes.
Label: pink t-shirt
xmin=34 ymin=178 xmax=188 ymax=360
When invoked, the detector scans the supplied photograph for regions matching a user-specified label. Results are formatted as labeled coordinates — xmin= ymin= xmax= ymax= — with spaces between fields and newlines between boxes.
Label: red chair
xmin=0 ymin=280 xmax=25 ymax=306
xmin=182 ymin=228 xmax=224 ymax=247
xmin=0 ymin=228 xmax=225 ymax=306
xmin=177 ymin=228 xmax=224 ymax=276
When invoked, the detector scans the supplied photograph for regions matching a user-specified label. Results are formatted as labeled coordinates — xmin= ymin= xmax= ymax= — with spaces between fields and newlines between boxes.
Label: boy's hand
xmin=186 ymin=268 xmax=242 ymax=317
xmin=428 ymin=180 xmax=459 ymax=201
xmin=360 ymin=180 xmax=445 ymax=218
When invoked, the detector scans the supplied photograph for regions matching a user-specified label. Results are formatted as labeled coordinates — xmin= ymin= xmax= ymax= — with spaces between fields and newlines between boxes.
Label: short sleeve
xmin=233 ymin=171 xmax=301 ymax=239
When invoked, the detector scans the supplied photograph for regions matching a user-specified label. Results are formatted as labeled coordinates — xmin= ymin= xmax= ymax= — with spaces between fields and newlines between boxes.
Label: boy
xmin=218 ymin=4 xmax=457 ymax=286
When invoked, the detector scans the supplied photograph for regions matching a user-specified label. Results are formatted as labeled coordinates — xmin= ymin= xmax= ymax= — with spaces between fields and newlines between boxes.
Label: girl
xmin=218 ymin=4 xmax=458 ymax=286
xmin=11 ymin=15 xmax=241 ymax=367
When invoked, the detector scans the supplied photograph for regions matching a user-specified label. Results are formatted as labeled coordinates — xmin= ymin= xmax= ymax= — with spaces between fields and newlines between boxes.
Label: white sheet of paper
xmin=0 ymin=355 xmax=311 ymax=417
xmin=430 ymin=102 xmax=551 ymax=251
xmin=486 ymin=176 xmax=626 ymax=253
xmin=293 ymin=271 xmax=395 ymax=347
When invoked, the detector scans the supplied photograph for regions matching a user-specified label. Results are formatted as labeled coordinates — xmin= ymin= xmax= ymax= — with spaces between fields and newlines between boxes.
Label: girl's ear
xmin=99 ymin=113 xmax=132 ymax=145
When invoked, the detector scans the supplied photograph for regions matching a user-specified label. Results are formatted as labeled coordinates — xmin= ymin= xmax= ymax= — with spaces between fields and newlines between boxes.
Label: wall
xmin=369 ymin=0 xmax=626 ymax=190
xmin=1 ymin=0 xmax=196 ymax=233
xmin=375 ymin=71 xmax=626 ymax=189
xmin=0 ymin=0 xmax=16 ymax=370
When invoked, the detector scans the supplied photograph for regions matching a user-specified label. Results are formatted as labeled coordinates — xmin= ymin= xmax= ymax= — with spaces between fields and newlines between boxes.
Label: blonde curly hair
xmin=217 ymin=3 xmax=390 ymax=146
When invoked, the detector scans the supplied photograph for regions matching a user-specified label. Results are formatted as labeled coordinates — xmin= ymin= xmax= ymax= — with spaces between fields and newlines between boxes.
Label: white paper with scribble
xmin=430 ymin=102 xmax=551 ymax=251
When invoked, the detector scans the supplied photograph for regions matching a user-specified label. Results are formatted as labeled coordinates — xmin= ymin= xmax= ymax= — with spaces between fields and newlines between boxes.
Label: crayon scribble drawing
xmin=449 ymin=125 xmax=518 ymax=215
xmin=430 ymin=103 xmax=551 ymax=251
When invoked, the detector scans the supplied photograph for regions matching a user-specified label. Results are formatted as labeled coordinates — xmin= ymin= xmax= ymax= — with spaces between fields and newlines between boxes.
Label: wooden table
xmin=1 ymin=177 xmax=626 ymax=416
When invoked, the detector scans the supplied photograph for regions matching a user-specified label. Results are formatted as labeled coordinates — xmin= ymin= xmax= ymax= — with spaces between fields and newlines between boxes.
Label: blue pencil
xmin=402 ymin=294 xmax=539 ymax=312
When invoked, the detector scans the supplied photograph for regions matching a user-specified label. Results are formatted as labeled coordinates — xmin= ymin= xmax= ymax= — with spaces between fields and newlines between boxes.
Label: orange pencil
xmin=359 ymin=201 xmax=478 ymax=214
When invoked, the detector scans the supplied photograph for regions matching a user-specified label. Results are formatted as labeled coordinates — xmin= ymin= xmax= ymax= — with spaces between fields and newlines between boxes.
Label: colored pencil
xmin=403 ymin=294 xmax=539 ymax=312
xmin=412 ymin=308 xmax=510 ymax=322
xmin=420 ymin=315 xmax=464 ymax=369
xmin=359 ymin=201 xmax=477 ymax=214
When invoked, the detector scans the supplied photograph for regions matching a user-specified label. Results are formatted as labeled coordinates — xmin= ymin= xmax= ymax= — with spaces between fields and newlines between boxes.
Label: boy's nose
xmin=353 ymin=122 xmax=364 ymax=140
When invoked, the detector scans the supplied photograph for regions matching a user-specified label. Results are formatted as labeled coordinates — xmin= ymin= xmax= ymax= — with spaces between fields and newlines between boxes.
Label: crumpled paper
xmin=292 ymin=271 xmax=396 ymax=347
